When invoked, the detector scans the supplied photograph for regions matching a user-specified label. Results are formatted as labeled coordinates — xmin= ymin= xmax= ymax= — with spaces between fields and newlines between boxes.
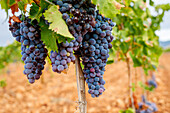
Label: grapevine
xmin=0 ymin=0 xmax=169 ymax=113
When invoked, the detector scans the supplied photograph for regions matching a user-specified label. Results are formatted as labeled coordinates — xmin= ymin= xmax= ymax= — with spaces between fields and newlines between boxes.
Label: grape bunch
xmin=136 ymin=95 xmax=158 ymax=113
xmin=52 ymin=0 xmax=96 ymax=51
xmin=49 ymin=0 xmax=97 ymax=72
xmin=48 ymin=0 xmax=116 ymax=97
xmin=147 ymin=74 xmax=157 ymax=88
xmin=80 ymin=11 xmax=115 ymax=97
xmin=9 ymin=16 xmax=48 ymax=84
xmin=50 ymin=41 xmax=75 ymax=73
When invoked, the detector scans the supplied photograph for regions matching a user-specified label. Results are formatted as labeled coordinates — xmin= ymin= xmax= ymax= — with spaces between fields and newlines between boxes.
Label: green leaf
xmin=0 ymin=80 xmax=7 ymax=88
xmin=56 ymin=34 xmax=74 ymax=43
xmin=0 ymin=0 xmax=9 ymax=18
xmin=18 ymin=1 xmax=25 ymax=11
xmin=39 ymin=19 xmax=58 ymax=52
xmin=149 ymin=0 xmax=154 ymax=6
xmin=9 ymin=0 xmax=15 ymax=6
xmin=107 ymin=60 xmax=114 ymax=64
xmin=91 ymin=0 xmax=98 ymax=5
xmin=29 ymin=0 xmax=52 ymax=21
xmin=44 ymin=5 xmax=74 ymax=39
xmin=29 ymin=3 xmax=40 ymax=19
xmin=138 ymin=81 xmax=154 ymax=91
xmin=0 ymin=42 xmax=22 ymax=70
xmin=124 ymin=0 xmax=132 ymax=6
xmin=129 ymin=52 xmax=142 ymax=67
xmin=155 ymin=3 xmax=170 ymax=11
xmin=93 ymin=0 xmax=120 ymax=18
xmin=120 ymin=42 xmax=129 ymax=54
xmin=40 ymin=0 xmax=52 ymax=13
xmin=119 ymin=108 xmax=135 ymax=113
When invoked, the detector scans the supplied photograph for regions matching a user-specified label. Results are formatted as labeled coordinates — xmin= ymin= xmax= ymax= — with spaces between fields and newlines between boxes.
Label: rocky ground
xmin=0 ymin=53 xmax=170 ymax=113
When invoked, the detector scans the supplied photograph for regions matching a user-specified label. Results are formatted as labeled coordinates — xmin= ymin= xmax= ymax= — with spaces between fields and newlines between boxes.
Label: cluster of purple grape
xmin=50 ymin=0 xmax=96 ymax=73
xmin=136 ymin=95 xmax=158 ymax=113
xmin=50 ymin=41 xmax=75 ymax=73
xmin=9 ymin=16 xmax=48 ymax=84
xmin=147 ymin=74 xmax=157 ymax=88
xmin=81 ymin=11 xmax=115 ymax=97
xmin=52 ymin=0 xmax=96 ymax=51
xmin=49 ymin=0 xmax=116 ymax=97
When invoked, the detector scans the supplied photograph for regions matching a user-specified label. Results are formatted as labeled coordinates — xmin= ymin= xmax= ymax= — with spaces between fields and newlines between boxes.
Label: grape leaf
xmin=40 ymin=0 xmax=51 ymax=12
xmin=107 ymin=60 xmax=114 ymax=64
xmin=10 ymin=3 xmax=19 ymax=14
xmin=9 ymin=15 xmax=21 ymax=23
xmin=91 ymin=0 xmax=98 ymax=4
xmin=44 ymin=5 xmax=74 ymax=39
xmin=29 ymin=3 xmax=40 ymax=19
xmin=29 ymin=0 xmax=52 ymax=21
xmin=56 ymin=34 xmax=74 ymax=43
xmin=92 ymin=0 xmax=120 ymax=18
xmin=0 ymin=0 xmax=9 ymax=17
xmin=18 ymin=1 xmax=28 ymax=13
xmin=9 ymin=0 xmax=16 ymax=6
xmin=39 ymin=19 xmax=58 ymax=52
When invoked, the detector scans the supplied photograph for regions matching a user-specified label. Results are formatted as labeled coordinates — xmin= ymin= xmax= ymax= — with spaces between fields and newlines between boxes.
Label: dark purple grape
xmin=9 ymin=16 xmax=48 ymax=84
xmin=57 ymin=65 xmax=64 ymax=72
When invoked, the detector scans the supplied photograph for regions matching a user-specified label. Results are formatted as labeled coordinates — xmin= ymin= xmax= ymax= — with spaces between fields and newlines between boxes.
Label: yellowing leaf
xmin=44 ymin=5 xmax=74 ymax=39
xmin=10 ymin=3 xmax=19 ymax=14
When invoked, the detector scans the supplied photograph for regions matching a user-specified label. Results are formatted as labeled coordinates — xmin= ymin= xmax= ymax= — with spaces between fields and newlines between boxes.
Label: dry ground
xmin=0 ymin=53 xmax=170 ymax=113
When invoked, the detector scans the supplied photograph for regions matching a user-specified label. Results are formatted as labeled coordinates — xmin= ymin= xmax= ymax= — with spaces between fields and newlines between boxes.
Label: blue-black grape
xmin=48 ymin=0 xmax=116 ymax=98
xmin=136 ymin=95 xmax=158 ymax=113
xmin=80 ymin=10 xmax=115 ymax=98
xmin=9 ymin=15 xmax=48 ymax=84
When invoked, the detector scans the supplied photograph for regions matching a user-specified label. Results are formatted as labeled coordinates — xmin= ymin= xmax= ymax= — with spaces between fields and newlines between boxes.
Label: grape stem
xmin=135 ymin=68 xmax=137 ymax=89
xmin=33 ymin=0 xmax=40 ymax=7
xmin=44 ymin=0 xmax=55 ymax=5
xmin=126 ymin=56 xmax=135 ymax=110
xmin=75 ymin=55 xmax=87 ymax=113
xmin=47 ymin=53 xmax=51 ymax=62
xmin=56 ymin=39 xmax=60 ymax=50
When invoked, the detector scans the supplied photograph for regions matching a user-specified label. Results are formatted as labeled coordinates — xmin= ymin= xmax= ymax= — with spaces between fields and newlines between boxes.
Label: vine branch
xmin=126 ymin=56 xmax=135 ymax=110
xmin=44 ymin=0 xmax=55 ymax=5
xmin=75 ymin=55 xmax=87 ymax=113
xmin=33 ymin=0 xmax=40 ymax=7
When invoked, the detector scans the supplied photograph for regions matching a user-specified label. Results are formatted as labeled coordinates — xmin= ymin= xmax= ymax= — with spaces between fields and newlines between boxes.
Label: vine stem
xmin=135 ymin=68 xmax=137 ymax=89
xmin=44 ymin=0 xmax=55 ymax=5
xmin=33 ymin=0 xmax=40 ymax=7
xmin=75 ymin=55 xmax=87 ymax=113
xmin=140 ymin=67 xmax=147 ymax=99
xmin=126 ymin=57 xmax=135 ymax=110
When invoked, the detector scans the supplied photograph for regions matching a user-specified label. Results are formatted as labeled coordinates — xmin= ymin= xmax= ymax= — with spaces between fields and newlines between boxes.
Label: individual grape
xmin=34 ymin=49 xmax=40 ymax=56
xmin=60 ymin=49 xmax=67 ymax=56
xmin=61 ymin=60 xmax=67 ymax=65
xmin=27 ymin=32 xmax=34 ymax=38
xmin=94 ymin=90 xmax=99 ymax=95
xmin=57 ymin=65 xmax=64 ymax=72
xmin=25 ymin=63 xmax=33 ymax=69
xmin=101 ymin=49 xmax=107 ymax=55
